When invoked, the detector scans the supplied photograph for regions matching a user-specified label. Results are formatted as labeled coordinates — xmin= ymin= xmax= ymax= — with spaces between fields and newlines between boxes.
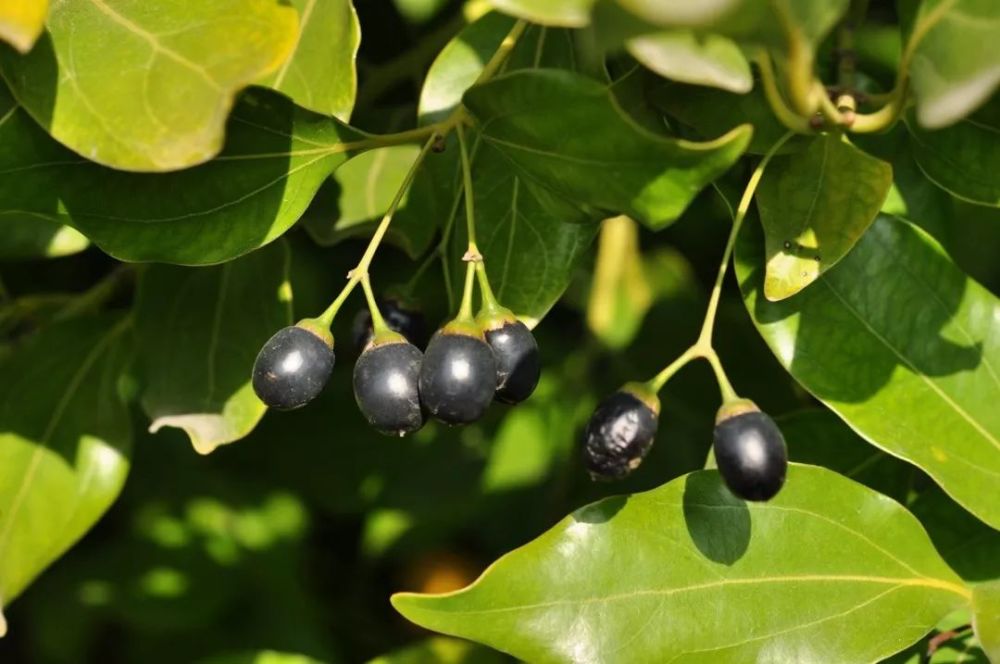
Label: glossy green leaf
xmin=487 ymin=0 xmax=592 ymax=27
xmin=0 ymin=315 xmax=132 ymax=632
xmin=0 ymin=0 xmax=47 ymax=53
xmin=199 ymin=651 xmax=326 ymax=664
xmin=973 ymin=581 xmax=1000 ymax=661
xmin=906 ymin=99 xmax=1000 ymax=207
xmin=0 ymin=216 xmax=88 ymax=260
xmin=755 ymin=134 xmax=893 ymax=300
xmin=736 ymin=215 xmax=1000 ymax=529
xmin=904 ymin=0 xmax=1000 ymax=129
xmin=463 ymin=69 xmax=752 ymax=229
xmin=0 ymin=84 xmax=365 ymax=265
xmin=135 ymin=241 xmax=292 ymax=454
xmin=0 ymin=0 xmax=298 ymax=171
xmin=779 ymin=409 xmax=912 ymax=503
xmin=257 ymin=0 xmax=360 ymax=121
xmin=628 ymin=30 xmax=750 ymax=93
xmin=910 ymin=486 xmax=1000 ymax=583
xmin=303 ymin=144 xmax=436 ymax=258
xmin=393 ymin=465 xmax=969 ymax=663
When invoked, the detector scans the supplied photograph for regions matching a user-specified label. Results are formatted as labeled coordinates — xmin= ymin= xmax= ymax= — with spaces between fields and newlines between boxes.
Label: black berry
xmin=352 ymin=297 xmax=429 ymax=352
xmin=482 ymin=318 xmax=540 ymax=404
xmin=252 ymin=322 xmax=335 ymax=410
xmin=418 ymin=325 xmax=496 ymax=425
xmin=583 ymin=386 xmax=659 ymax=480
xmin=354 ymin=338 xmax=425 ymax=436
xmin=713 ymin=402 xmax=787 ymax=501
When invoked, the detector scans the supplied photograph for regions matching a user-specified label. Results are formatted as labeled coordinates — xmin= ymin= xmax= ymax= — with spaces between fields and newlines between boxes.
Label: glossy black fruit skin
xmin=354 ymin=341 xmax=425 ymax=436
xmin=418 ymin=331 xmax=496 ymax=425
xmin=713 ymin=411 xmax=788 ymax=501
xmin=583 ymin=391 xmax=658 ymax=480
xmin=484 ymin=320 xmax=540 ymax=404
xmin=352 ymin=298 xmax=429 ymax=352
xmin=252 ymin=326 xmax=335 ymax=410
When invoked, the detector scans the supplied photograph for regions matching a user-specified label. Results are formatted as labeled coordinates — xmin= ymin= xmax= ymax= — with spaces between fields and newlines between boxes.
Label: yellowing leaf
xmin=0 ymin=0 xmax=47 ymax=53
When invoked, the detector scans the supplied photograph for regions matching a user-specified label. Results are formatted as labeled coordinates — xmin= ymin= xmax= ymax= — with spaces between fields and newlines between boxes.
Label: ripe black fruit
xmin=713 ymin=402 xmax=788 ymax=501
xmin=482 ymin=317 xmax=540 ymax=404
xmin=252 ymin=323 xmax=335 ymax=410
xmin=583 ymin=386 xmax=660 ymax=480
xmin=352 ymin=297 xmax=428 ymax=352
xmin=418 ymin=326 xmax=496 ymax=425
xmin=354 ymin=338 xmax=425 ymax=436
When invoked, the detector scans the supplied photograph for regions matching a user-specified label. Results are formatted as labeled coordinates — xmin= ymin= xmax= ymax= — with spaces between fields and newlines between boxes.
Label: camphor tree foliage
xmin=0 ymin=0 xmax=999 ymax=662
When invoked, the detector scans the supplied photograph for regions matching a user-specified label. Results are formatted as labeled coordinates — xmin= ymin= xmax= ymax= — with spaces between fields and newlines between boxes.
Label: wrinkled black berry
xmin=418 ymin=329 xmax=496 ymax=425
xmin=583 ymin=390 xmax=659 ymax=480
xmin=484 ymin=319 xmax=540 ymax=404
xmin=713 ymin=409 xmax=788 ymax=501
xmin=352 ymin=298 xmax=429 ymax=352
xmin=252 ymin=325 xmax=335 ymax=410
xmin=354 ymin=340 xmax=425 ymax=436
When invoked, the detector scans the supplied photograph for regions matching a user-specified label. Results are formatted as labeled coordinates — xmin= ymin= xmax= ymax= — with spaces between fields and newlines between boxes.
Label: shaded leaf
xmin=393 ymin=465 xmax=969 ymax=663
xmin=258 ymin=0 xmax=360 ymax=121
xmin=0 ymin=84 xmax=365 ymax=265
xmin=463 ymin=69 xmax=752 ymax=229
xmin=0 ymin=0 xmax=298 ymax=171
xmin=903 ymin=0 xmax=1000 ymax=129
xmin=0 ymin=216 xmax=88 ymax=260
xmin=627 ymin=30 xmax=751 ymax=93
xmin=736 ymin=215 xmax=1000 ymax=529
xmin=0 ymin=0 xmax=47 ymax=53
xmin=910 ymin=485 xmax=1000 ymax=583
xmin=906 ymin=99 xmax=1000 ymax=207
xmin=487 ymin=0 xmax=591 ymax=27
xmin=755 ymin=134 xmax=893 ymax=300
xmin=0 ymin=315 xmax=132 ymax=631
xmin=135 ymin=241 xmax=292 ymax=454
xmin=367 ymin=637 xmax=507 ymax=664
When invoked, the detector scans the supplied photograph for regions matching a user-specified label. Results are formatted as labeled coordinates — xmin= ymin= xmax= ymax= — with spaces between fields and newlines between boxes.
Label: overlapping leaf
xmin=905 ymin=98 xmax=1000 ymax=207
xmin=134 ymin=241 xmax=292 ymax=454
xmin=0 ymin=216 xmax=88 ymax=259
xmin=393 ymin=465 xmax=969 ymax=662
xmin=755 ymin=134 xmax=893 ymax=300
xmin=0 ymin=0 xmax=298 ymax=171
xmin=0 ymin=84 xmax=366 ymax=265
xmin=903 ymin=0 xmax=1000 ymax=129
xmin=463 ymin=69 xmax=751 ymax=229
xmin=258 ymin=0 xmax=361 ymax=121
xmin=627 ymin=30 xmax=751 ymax=93
xmin=736 ymin=215 xmax=1000 ymax=529
xmin=0 ymin=0 xmax=47 ymax=53
xmin=0 ymin=315 xmax=132 ymax=633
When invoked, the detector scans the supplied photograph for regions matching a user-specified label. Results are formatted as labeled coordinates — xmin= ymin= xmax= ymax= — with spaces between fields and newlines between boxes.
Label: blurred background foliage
xmin=1 ymin=0 xmax=1000 ymax=662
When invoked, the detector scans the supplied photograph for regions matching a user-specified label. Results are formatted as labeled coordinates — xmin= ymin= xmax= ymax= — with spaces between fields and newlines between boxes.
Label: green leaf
xmin=367 ymin=637 xmax=507 ymax=664
xmin=0 ymin=315 xmax=132 ymax=631
xmin=135 ymin=241 xmax=292 ymax=454
xmin=905 ymin=99 xmax=1000 ymax=207
xmin=463 ymin=69 xmax=752 ymax=229
xmin=0 ymin=84 xmax=365 ymax=265
xmin=650 ymin=81 xmax=810 ymax=156
xmin=392 ymin=465 xmax=969 ymax=662
xmin=779 ymin=409 xmax=912 ymax=503
xmin=303 ymin=144 xmax=436 ymax=258
xmin=736 ymin=215 xmax=1000 ymax=529
xmin=0 ymin=0 xmax=47 ymax=53
xmin=257 ymin=0 xmax=360 ymax=121
xmin=199 ymin=651 xmax=327 ymax=664
xmin=755 ymin=134 xmax=893 ymax=300
xmin=0 ymin=0 xmax=299 ymax=171
xmin=903 ymin=0 xmax=1000 ymax=129
xmin=487 ymin=0 xmax=592 ymax=27
xmin=973 ymin=581 xmax=1000 ymax=661
xmin=627 ymin=30 xmax=752 ymax=93
xmin=0 ymin=216 xmax=88 ymax=259
xmin=910 ymin=486 xmax=1000 ymax=583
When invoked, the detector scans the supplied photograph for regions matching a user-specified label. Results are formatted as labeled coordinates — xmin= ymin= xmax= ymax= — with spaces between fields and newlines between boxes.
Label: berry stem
xmin=646 ymin=132 xmax=793 ymax=402
xmin=475 ymin=263 xmax=503 ymax=314
xmin=456 ymin=260 xmax=477 ymax=322
xmin=456 ymin=122 xmax=480 ymax=254
xmin=360 ymin=273 xmax=391 ymax=335
xmin=755 ymin=51 xmax=812 ymax=134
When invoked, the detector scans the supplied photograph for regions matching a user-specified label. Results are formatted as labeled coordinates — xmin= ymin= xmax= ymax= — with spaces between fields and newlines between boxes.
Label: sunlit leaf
xmin=0 ymin=0 xmax=47 ymax=53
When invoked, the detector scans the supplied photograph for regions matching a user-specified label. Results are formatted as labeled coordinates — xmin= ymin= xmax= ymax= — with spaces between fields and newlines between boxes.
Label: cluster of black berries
xmin=251 ymin=297 xmax=541 ymax=435
xmin=583 ymin=389 xmax=788 ymax=501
